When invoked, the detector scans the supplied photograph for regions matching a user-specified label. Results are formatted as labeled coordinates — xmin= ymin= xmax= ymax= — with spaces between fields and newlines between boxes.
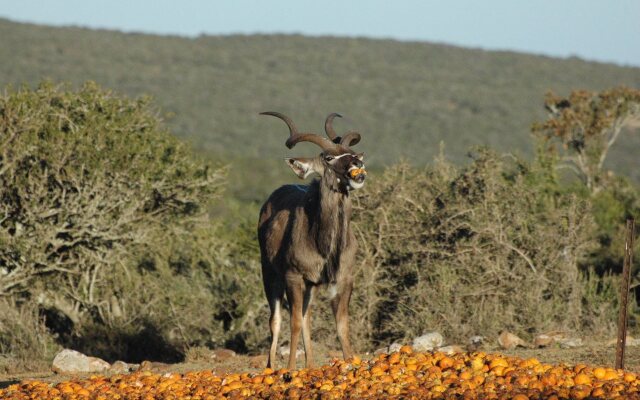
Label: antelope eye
xmin=324 ymin=155 xmax=334 ymax=162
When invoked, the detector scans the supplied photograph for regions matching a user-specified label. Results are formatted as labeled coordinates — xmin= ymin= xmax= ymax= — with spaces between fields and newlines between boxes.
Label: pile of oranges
xmin=2 ymin=346 xmax=640 ymax=399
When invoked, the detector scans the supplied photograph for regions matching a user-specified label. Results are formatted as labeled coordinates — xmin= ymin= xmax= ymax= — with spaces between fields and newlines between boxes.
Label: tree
xmin=532 ymin=87 xmax=640 ymax=194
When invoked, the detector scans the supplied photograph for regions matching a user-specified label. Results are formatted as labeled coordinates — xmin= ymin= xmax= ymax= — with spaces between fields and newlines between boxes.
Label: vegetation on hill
xmin=1 ymin=18 xmax=639 ymax=201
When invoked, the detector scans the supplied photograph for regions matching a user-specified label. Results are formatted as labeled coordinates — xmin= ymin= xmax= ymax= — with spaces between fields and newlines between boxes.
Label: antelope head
xmin=260 ymin=112 xmax=367 ymax=192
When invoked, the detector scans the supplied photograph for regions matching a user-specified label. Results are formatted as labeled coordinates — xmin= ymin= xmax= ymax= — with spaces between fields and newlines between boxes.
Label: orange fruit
xmin=573 ymin=363 xmax=587 ymax=373
xmin=489 ymin=357 xmax=509 ymax=370
xmin=574 ymin=373 xmax=592 ymax=385
xmin=470 ymin=357 xmax=485 ymax=371
xmin=431 ymin=384 xmax=446 ymax=393
xmin=624 ymin=372 xmax=636 ymax=382
xmin=459 ymin=371 xmax=472 ymax=380
xmin=399 ymin=345 xmax=413 ymax=354
xmin=5 ymin=350 xmax=640 ymax=399
xmin=603 ymin=369 xmax=618 ymax=381
xmin=593 ymin=367 xmax=606 ymax=380
xmin=438 ymin=356 xmax=455 ymax=369
xmin=570 ymin=385 xmax=592 ymax=400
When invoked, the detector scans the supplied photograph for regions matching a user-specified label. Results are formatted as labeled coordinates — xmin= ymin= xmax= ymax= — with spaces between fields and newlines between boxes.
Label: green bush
xmin=0 ymin=82 xmax=236 ymax=361
xmin=344 ymin=149 xmax=617 ymax=348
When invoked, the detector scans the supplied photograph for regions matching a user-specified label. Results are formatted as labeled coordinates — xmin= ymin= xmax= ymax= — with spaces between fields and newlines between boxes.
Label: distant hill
xmin=1 ymin=18 xmax=639 ymax=200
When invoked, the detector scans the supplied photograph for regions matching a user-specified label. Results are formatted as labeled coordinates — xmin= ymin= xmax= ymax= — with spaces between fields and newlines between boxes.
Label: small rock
xmin=557 ymin=337 xmax=583 ymax=348
xmin=606 ymin=335 xmax=639 ymax=347
xmin=279 ymin=345 xmax=304 ymax=360
xmin=545 ymin=331 xmax=568 ymax=341
xmin=373 ymin=347 xmax=389 ymax=355
xmin=139 ymin=360 xmax=172 ymax=372
xmin=468 ymin=335 xmax=485 ymax=350
xmin=110 ymin=360 xmax=138 ymax=374
xmin=437 ymin=345 xmax=465 ymax=355
xmin=498 ymin=331 xmax=529 ymax=350
xmin=211 ymin=348 xmax=236 ymax=361
xmin=248 ymin=355 xmax=268 ymax=369
xmin=51 ymin=349 xmax=111 ymax=374
xmin=628 ymin=337 xmax=640 ymax=346
xmin=412 ymin=332 xmax=444 ymax=352
xmin=534 ymin=331 xmax=571 ymax=347
xmin=373 ymin=342 xmax=404 ymax=355
xmin=389 ymin=342 xmax=403 ymax=353
xmin=534 ymin=334 xmax=554 ymax=348
xmin=139 ymin=360 xmax=151 ymax=371
xmin=469 ymin=335 xmax=485 ymax=345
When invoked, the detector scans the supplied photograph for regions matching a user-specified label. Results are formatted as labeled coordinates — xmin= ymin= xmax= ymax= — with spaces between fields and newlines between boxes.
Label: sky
xmin=1 ymin=0 xmax=639 ymax=67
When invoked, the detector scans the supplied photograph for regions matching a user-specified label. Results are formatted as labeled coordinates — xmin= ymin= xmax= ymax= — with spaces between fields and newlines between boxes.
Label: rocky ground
xmin=2 ymin=336 xmax=640 ymax=390
xmin=3 ymin=345 xmax=640 ymax=399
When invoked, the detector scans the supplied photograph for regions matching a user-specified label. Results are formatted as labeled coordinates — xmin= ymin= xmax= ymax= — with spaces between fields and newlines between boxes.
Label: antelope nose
xmin=352 ymin=159 xmax=363 ymax=168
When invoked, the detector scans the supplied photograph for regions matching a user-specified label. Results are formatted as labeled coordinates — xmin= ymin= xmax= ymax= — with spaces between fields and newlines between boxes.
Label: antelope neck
xmin=310 ymin=177 xmax=352 ymax=279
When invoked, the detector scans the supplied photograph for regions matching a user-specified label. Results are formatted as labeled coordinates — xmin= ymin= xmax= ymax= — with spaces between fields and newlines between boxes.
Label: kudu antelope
xmin=258 ymin=112 xmax=367 ymax=370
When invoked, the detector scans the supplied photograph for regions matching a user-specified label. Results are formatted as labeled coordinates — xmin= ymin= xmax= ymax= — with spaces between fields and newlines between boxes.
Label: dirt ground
xmin=2 ymin=342 xmax=639 ymax=389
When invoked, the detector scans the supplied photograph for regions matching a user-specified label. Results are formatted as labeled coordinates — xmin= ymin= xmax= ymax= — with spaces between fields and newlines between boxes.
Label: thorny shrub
xmin=345 ymin=149 xmax=618 ymax=348
xmin=0 ymin=82 xmax=257 ymax=361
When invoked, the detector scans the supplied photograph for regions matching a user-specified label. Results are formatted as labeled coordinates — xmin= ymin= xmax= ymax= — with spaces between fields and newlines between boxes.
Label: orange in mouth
xmin=349 ymin=168 xmax=366 ymax=178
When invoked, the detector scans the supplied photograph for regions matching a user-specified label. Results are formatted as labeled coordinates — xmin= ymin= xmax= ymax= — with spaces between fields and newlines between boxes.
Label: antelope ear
xmin=285 ymin=157 xmax=315 ymax=179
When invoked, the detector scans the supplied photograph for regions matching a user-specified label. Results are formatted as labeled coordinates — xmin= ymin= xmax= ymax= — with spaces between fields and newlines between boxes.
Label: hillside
xmin=1 ymin=18 xmax=639 ymax=200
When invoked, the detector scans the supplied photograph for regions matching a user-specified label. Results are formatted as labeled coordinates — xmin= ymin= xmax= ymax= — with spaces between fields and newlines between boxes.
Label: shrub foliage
xmin=345 ymin=150 xmax=618 ymax=349
xmin=0 ymin=82 xmax=240 ymax=361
